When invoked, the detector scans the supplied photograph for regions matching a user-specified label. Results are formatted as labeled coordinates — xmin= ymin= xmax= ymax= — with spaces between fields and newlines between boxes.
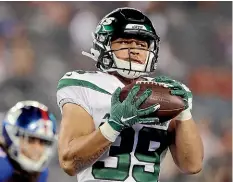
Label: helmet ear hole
xmin=102 ymin=58 xmax=113 ymax=69
xmin=99 ymin=53 xmax=114 ymax=69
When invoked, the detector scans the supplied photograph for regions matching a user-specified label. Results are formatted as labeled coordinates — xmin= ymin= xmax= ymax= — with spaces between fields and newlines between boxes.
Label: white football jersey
xmin=57 ymin=70 xmax=174 ymax=182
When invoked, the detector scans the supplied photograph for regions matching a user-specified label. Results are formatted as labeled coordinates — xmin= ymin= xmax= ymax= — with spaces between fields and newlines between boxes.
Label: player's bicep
xmin=59 ymin=103 xmax=95 ymax=142
xmin=58 ymin=103 xmax=95 ymax=164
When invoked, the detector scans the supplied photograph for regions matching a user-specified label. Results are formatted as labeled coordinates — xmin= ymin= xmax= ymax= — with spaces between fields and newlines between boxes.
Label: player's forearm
xmin=170 ymin=118 xmax=203 ymax=174
xmin=59 ymin=129 xmax=111 ymax=176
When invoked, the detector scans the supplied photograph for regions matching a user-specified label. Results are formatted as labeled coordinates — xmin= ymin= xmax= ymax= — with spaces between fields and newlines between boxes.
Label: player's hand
xmin=153 ymin=76 xmax=192 ymax=109
xmin=108 ymin=85 xmax=160 ymax=132
xmin=153 ymin=76 xmax=193 ymax=121
xmin=100 ymin=85 xmax=160 ymax=142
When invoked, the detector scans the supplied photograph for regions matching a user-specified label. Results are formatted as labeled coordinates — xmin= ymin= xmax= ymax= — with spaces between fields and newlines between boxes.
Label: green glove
xmin=153 ymin=76 xmax=192 ymax=110
xmin=109 ymin=85 xmax=160 ymax=131
xmin=99 ymin=85 xmax=160 ymax=142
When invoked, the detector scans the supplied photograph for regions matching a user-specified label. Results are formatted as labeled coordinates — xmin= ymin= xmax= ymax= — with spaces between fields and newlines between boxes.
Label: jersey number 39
xmin=92 ymin=114 xmax=167 ymax=182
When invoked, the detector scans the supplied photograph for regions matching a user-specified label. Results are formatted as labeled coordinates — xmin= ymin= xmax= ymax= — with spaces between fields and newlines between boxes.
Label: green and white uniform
xmin=57 ymin=70 xmax=173 ymax=182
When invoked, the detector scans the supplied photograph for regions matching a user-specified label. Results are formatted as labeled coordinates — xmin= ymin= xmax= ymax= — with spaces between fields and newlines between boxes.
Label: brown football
xmin=119 ymin=80 xmax=185 ymax=123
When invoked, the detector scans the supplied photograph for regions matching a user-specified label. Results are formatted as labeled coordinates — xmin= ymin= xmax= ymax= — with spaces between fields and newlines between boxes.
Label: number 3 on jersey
xmin=92 ymin=114 xmax=168 ymax=182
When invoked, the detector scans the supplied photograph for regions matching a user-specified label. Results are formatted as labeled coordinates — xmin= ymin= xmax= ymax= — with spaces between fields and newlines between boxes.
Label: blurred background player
xmin=0 ymin=100 xmax=57 ymax=182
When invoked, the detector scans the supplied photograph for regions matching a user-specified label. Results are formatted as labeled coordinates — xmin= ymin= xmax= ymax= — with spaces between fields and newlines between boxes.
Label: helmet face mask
xmin=84 ymin=7 xmax=160 ymax=79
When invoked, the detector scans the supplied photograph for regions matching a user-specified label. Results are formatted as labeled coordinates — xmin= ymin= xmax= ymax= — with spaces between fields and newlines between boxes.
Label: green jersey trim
xmin=57 ymin=78 xmax=111 ymax=95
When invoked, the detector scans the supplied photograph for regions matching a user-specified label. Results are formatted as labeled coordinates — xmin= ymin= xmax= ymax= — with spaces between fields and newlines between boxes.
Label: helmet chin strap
xmin=82 ymin=50 xmax=97 ymax=61
xmin=82 ymin=47 xmax=100 ymax=62
xmin=82 ymin=34 xmax=101 ymax=62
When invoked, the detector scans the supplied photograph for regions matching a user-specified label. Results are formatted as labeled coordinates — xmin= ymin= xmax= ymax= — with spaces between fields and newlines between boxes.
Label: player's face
xmin=111 ymin=38 xmax=148 ymax=64
xmin=19 ymin=136 xmax=46 ymax=161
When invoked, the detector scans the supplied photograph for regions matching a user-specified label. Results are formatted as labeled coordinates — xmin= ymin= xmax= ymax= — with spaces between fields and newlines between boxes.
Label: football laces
xmin=136 ymin=80 xmax=171 ymax=88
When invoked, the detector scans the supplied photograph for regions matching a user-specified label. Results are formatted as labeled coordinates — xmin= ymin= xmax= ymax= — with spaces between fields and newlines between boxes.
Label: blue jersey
xmin=0 ymin=148 xmax=48 ymax=182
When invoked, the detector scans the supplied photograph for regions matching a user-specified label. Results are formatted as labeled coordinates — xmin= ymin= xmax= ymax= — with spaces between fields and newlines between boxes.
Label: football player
xmin=57 ymin=7 xmax=203 ymax=182
xmin=0 ymin=101 xmax=57 ymax=182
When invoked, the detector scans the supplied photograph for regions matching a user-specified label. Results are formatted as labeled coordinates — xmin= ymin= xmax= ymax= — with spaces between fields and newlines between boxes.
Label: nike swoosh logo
xmin=121 ymin=115 xmax=137 ymax=122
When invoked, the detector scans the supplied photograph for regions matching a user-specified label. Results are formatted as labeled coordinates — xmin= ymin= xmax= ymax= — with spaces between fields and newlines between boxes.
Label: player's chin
xmin=28 ymin=154 xmax=43 ymax=161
